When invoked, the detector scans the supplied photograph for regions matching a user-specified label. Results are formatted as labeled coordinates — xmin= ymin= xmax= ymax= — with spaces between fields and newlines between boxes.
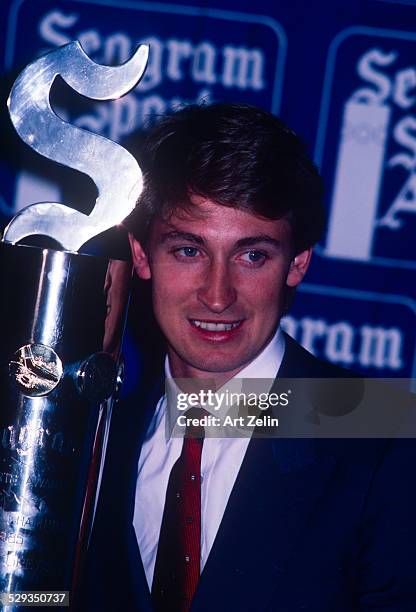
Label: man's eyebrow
xmin=159 ymin=231 xmax=282 ymax=249
xmin=160 ymin=230 xmax=205 ymax=245
xmin=235 ymin=235 xmax=282 ymax=249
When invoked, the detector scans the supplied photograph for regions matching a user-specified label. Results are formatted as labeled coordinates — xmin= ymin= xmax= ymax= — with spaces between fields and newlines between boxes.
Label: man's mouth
xmin=190 ymin=319 xmax=243 ymax=332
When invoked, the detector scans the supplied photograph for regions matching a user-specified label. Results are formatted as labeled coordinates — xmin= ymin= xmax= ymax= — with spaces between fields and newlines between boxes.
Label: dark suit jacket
xmin=82 ymin=334 xmax=416 ymax=611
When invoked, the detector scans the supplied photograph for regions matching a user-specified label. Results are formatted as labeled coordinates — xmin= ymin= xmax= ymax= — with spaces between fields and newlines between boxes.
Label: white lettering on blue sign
xmin=281 ymin=316 xmax=403 ymax=371
xmin=34 ymin=9 xmax=266 ymax=155
xmin=322 ymin=34 xmax=416 ymax=266
xmin=38 ymin=10 xmax=266 ymax=96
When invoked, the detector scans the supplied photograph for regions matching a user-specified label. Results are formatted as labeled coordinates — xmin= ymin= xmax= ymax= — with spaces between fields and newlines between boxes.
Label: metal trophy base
xmin=0 ymin=242 xmax=131 ymax=599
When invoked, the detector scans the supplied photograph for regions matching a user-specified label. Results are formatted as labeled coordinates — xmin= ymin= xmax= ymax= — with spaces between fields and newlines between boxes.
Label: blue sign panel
xmin=316 ymin=26 xmax=416 ymax=269
xmin=282 ymin=284 xmax=416 ymax=378
xmin=3 ymin=0 xmax=286 ymax=218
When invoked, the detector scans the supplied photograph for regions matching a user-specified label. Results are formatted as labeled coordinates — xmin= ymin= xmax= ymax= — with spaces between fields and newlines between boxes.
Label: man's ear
xmin=286 ymin=247 xmax=312 ymax=288
xmin=128 ymin=233 xmax=151 ymax=280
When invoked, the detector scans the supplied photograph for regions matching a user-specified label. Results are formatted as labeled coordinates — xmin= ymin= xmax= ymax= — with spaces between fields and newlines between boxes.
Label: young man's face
xmin=130 ymin=195 xmax=311 ymax=382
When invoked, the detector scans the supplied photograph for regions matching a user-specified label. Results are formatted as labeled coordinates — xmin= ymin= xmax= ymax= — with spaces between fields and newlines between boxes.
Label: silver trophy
xmin=0 ymin=41 xmax=148 ymax=604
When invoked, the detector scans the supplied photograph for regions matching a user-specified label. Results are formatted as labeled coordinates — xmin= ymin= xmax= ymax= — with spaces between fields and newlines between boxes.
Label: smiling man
xmin=84 ymin=103 xmax=416 ymax=612
xmin=129 ymin=194 xmax=311 ymax=385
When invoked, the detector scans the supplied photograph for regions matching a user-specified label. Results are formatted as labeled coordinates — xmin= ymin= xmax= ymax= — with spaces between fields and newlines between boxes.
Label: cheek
xmin=151 ymin=258 xmax=201 ymax=298
xmin=151 ymin=267 xmax=192 ymax=322
xmin=240 ymin=272 xmax=287 ymax=313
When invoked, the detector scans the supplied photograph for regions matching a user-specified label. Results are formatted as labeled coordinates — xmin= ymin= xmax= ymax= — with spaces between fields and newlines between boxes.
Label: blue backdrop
xmin=1 ymin=0 xmax=415 ymax=379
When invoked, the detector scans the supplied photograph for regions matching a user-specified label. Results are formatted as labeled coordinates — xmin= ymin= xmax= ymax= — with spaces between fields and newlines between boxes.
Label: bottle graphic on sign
xmin=326 ymin=49 xmax=396 ymax=261
xmin=326 ymin=97 xmax=391 ymax=261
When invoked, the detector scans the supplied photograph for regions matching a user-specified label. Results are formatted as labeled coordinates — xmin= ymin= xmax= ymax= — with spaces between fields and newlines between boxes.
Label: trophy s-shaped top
xmin=2 ymin=41 xmax=149 ymax=252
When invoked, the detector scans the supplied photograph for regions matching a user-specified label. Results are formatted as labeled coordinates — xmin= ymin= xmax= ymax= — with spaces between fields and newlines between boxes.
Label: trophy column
xmin=0 ymin=39 xmax=149 ymax=606
xmin=0 ymin=242 xmax=131 ymax=596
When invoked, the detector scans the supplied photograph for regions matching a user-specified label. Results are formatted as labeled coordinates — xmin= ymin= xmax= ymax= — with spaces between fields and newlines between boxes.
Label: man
xmin=84 ymin=103 xmax=416 ymax=611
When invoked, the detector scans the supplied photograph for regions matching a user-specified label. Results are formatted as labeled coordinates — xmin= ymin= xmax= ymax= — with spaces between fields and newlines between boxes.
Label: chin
xmin=183 ymin=354 xmax=250 ymax=376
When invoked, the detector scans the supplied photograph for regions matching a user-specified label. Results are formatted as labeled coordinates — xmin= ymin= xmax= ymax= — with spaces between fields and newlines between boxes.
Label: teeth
xmin=192 ymin=320 xmax=240 ymax=331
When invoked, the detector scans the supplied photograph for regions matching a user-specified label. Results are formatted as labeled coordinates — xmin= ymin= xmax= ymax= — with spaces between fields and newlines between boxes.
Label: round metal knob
xmin=76 ymin=352 xmax=117 ymax=403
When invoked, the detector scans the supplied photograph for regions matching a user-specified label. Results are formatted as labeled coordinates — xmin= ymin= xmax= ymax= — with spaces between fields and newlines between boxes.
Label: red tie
xmin=151 ymin=414 xmax=204 ymax=612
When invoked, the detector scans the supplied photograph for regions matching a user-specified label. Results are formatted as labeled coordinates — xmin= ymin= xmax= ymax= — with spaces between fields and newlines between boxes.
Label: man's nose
xmin=197 ymin=261 xmax=237 ymax=313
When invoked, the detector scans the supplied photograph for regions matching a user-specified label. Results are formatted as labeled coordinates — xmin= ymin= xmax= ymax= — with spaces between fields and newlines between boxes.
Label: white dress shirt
xmin=133 ymin=328 xmax=285 ymax=589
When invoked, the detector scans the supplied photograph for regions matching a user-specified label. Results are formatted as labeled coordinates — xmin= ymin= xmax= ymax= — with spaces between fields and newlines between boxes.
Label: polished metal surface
xmin=0 ymin=242 xmax=132 ymax=597
xmin=2 ymin=40 xmax=148 ymax=252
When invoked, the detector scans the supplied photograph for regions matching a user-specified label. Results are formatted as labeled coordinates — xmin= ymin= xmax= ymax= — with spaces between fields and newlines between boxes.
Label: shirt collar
xmin=163 ymin=327 xmax=285 ymax=437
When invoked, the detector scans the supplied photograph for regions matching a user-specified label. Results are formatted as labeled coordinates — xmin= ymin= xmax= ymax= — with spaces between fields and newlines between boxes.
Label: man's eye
xmin=241 ymin=250 xmax=267 ymax=264
xmin=175 ymin=246 xmax=200 ymax=258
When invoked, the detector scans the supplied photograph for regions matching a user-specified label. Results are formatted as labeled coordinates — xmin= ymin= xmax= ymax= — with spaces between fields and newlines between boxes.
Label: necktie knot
xmin=184 ymin=406 xmax=207 ymax=440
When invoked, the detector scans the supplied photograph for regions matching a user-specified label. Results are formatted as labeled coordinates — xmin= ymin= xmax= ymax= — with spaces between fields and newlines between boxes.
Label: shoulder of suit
xmin=281 ymin=331 xmax=357 ymax=379
xmin=279 ymin=332 xmax=407 ymax=466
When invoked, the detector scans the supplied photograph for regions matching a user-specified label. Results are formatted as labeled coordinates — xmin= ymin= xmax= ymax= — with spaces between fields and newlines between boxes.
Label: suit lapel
xmin=124 ymin=376 xmax=165 ymax=610
xmin=91 ymin=375 xmax=164 ymax=611
xmin=192 ymin=333 xmax=339 ymax=611
xmin=192 ymin=436 xmax=336 ymax=611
